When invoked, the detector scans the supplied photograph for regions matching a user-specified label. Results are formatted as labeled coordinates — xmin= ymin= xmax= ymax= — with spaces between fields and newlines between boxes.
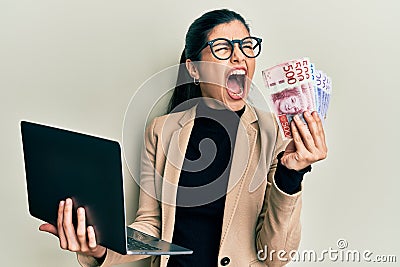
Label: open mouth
xmin=226 ymin=69 xmax=246 ymax=100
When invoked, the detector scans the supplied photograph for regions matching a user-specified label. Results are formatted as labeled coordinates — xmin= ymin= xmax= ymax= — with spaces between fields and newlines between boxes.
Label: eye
xmin=212 ymin=41 xmax=231 ymax=53
xmin=214 ymin=46 xmax=230 ymax=53
xmin=242 ymin=41 xmax=254 ymax=50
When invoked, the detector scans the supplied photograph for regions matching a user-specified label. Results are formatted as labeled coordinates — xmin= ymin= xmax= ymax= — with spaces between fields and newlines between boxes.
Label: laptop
xmin=20 ymin=120 xmax=192 ymax=256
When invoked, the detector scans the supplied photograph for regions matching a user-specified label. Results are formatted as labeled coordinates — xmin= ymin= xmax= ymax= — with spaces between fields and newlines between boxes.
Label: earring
xmin=193 ymin=77 xmax=200 ymax=86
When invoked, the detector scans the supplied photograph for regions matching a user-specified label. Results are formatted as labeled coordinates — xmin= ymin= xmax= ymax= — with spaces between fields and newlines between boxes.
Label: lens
xmin=211 ymin=39 xmax=233 ymax=60
xmin=241 ymin=37 xmax=261 ymax=58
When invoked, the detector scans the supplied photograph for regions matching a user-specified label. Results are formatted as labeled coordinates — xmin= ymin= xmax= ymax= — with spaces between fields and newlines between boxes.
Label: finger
xmin=312 ymin=111 xmax=328 ymax=158
xmin=310 ymin=111 xmax=327 ymax=154
xmin=303 ymin=111 xmax=324 ymax=149
xmin=57 ymin=200 xmax=68 ymax=249
xmin=87 ymin=226 xmax=97 ymax=249
xmin=293 ymin=114 xmax=315 ymax=152
xmin=76 ymin=207 xmax=89 ymax=253
xmin=87 ymin=228 xmax=107 ymax=259
xmin=39 ymin=223 xmax=58 ymax=236
xmin=280 ymin=121 xmax=305 ymax=169
xmin=312 ymin=111 xmax=326 ymax=146
xmin=290 ymin=118 xmax=307 ymax=154
xmin=63 ymin=198 xmax=80 ymax=251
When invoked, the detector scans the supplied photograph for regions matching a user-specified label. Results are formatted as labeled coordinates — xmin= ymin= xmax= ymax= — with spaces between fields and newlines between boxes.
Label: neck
xmin=201 ymin=97 xmax=245 ymax=111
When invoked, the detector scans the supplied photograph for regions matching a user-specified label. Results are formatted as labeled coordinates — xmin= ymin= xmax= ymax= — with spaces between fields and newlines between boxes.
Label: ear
xmin=185 ymin=59 xmax=200 ymax=80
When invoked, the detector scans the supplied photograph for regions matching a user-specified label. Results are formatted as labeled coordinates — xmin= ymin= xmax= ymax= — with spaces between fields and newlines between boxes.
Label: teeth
xmin=228 ymin=87 xmax=244 ymax=97
xmin=230 ymin=69 xmax=246 ymax=75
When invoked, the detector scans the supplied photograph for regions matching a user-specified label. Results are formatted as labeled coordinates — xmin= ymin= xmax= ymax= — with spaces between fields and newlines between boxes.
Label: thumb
xmin=39 ymin=223 xmax=58 ymax=236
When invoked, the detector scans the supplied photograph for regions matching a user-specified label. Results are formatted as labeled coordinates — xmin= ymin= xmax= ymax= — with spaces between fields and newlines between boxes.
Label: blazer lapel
xmin=219 ymin=104 xmax=258 ymax=248
xmin=160 ymin=107 xmax=196 ymax=243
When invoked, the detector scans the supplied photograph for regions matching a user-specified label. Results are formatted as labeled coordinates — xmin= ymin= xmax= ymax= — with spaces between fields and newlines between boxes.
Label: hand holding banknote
xmin=262 ymin=57 xmax=330 ymax=170
xmin=280 ymin=110 xmax=327 ymax=171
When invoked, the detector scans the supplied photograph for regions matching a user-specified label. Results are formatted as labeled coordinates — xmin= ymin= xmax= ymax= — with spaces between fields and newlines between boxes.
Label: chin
xmin=223 ymin=96 xmax=246 ymax=111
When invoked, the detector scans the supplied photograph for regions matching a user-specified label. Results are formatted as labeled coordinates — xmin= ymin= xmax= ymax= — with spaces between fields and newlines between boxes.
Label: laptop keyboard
xmin=127 ymin=237 xmax=161 ymax=251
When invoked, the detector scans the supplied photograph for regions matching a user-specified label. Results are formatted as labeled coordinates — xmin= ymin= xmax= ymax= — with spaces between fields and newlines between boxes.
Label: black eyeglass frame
xmin=197 ymin=36 xmax=263 ymax=60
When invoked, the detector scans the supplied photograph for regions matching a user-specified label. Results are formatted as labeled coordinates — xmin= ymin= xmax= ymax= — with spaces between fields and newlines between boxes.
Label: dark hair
xmin=167 ymin=9 xmax=250 ymax=113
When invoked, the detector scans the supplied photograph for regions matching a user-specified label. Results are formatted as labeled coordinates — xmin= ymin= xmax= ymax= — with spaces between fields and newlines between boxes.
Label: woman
xmin=39 ymin=9 xmax=327 ymax=267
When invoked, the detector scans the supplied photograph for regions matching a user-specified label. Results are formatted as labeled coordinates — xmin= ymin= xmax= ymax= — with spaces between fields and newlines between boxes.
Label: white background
xmin=1 ymin=0 xmax=399 ymax=266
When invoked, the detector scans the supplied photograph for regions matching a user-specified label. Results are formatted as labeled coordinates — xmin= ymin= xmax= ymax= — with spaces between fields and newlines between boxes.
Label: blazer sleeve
xmin=77 ymin=118 xmax=162 ymax=267
xmin=255 ymin=127 xmax=302 ymax=267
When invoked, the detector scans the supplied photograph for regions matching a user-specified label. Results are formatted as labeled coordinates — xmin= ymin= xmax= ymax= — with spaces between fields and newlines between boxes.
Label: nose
xmin=230 ymin=43 xmax=246 ymax=63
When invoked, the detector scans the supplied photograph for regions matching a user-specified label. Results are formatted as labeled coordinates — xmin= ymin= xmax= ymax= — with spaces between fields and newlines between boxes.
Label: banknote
xmin=314 ymin=69 xmax=332 ymax=120
xmin=262 ymin=58 xmax=332 ymax=139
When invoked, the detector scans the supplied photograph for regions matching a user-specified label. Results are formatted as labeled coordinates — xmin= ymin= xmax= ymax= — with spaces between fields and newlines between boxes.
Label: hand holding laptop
xmin=21 ymin=121 xmax=192 ymax=260
xmin=39 ymin=198 xmax=107 ymax=260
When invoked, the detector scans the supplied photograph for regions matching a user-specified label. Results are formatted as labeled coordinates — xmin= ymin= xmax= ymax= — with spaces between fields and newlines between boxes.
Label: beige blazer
xmin=78 ymin=103 xmax=303 ymax=267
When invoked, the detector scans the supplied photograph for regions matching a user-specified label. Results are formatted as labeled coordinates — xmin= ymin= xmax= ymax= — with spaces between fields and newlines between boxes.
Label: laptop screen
xmin=21 ymin=121 xmax=128 ymax=254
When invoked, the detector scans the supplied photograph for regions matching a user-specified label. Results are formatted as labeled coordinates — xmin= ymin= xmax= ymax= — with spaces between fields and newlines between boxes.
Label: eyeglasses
xmin=199 ymin=36 xmax=262 ymax=60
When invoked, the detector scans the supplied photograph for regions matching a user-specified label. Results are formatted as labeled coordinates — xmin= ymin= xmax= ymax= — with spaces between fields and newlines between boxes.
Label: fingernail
xmin=78 ymin=207 xmax=84 ymax=214
xmin=294 ymin=115 xmax=300 ymax=121
xmin=60 ymin=201 xmax=64 ymax=206
xmin=304 ymin=111 xmax=310 ymax=117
